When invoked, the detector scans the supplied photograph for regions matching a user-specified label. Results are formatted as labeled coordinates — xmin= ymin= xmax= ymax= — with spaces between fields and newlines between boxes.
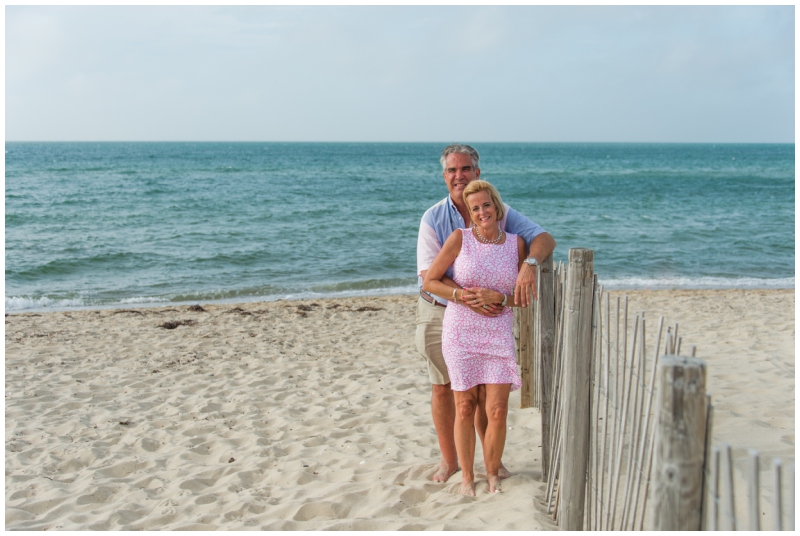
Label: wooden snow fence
xmin=513 ymin=247 xmax=794 ymax=531
xmin=706 ymin=445 xmax=795 ymax=531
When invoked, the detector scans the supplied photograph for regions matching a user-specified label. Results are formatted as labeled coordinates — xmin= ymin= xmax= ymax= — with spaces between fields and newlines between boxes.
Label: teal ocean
xmin=5 ymin=142 xmax=794 ymax=312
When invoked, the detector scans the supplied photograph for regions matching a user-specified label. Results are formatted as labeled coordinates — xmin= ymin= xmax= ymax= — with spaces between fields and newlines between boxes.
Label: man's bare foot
xmin=432 ymin=460 xmax=458 ymax=483
xmin=459 ymin=480 xmax=476 ymax=496
xmin=498 ymin=463 xmax=512 ymax=480
xmin=488 ymin=474 xmax=503 ymax=493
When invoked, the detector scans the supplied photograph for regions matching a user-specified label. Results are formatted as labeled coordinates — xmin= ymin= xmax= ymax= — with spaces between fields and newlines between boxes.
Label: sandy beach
xmin=5 ymin=289 xmax=794 ymax=530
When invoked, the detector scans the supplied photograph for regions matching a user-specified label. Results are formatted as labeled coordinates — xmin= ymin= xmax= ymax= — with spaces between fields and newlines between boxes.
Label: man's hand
xmin=514 ymin=262 xmax=537 ymax=308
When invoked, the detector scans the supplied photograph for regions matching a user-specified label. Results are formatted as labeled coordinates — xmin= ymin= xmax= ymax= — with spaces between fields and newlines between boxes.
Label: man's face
xmin=442 ymin=152 xmax=480 ymax=201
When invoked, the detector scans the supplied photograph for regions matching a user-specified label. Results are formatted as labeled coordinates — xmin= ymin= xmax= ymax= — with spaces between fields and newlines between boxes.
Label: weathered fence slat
xmin=748 ymin=450 xmax=760 ymax=530
xmin=514 ymin=307 xmax=520 ymax=365
xmin=709 ymin=446 xmax=720 ymax=531
xmin=519 ymin=287 xmax=534 ymax=408
xmin=622 ymin=314 xmax=646 ymax=530
xmin=720 ymin=443 xmax=736 ymax=530
xmin=789 ymin=462 xmax=795 ymax=531
xmin=631 ymin=315 xmax=665 ymax=531
xmin=699 ymin=394 xmax=714 ymax=531
xmin=598 ymin=291 xmax=611 ymax=528
xmin=772 ymin=458 xmax=782 ymax=530
xmin=609 ymin=303 xmax=634 ymax=530
xmin=603 ymin=296 xmax=621 ymax=530
xmin=539 ymin=255 xmax=555 ymax=479
xmin=589 ymin=280 xmax=601 ymax=530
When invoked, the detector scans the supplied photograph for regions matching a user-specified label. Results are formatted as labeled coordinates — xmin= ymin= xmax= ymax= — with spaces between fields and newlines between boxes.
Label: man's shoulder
xmin=421 ymin=197 xmax=450 ymax=221
xmin=424 ymin=196 xmax=450 ymax=213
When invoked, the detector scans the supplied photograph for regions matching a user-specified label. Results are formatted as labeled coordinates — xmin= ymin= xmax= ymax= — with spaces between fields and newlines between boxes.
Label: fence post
xmin=558 ymin=248 xmax=594 ymax=530
xmin=519 ymin=285 xmax=534 ymax=408
xmin=538 ymin=255 xmax=555 ymax=479
xmin=650 ymin=355 xmax=708 ymax=531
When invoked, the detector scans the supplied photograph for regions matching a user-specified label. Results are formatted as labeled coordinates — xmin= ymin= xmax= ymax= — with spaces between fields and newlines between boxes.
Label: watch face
xmin=526 ymin=258 xmax=537 ymax=265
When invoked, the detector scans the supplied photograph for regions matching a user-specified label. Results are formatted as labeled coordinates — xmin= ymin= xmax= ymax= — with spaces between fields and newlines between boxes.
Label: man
xmin=416 ymin=144 xmax=556 ymax=483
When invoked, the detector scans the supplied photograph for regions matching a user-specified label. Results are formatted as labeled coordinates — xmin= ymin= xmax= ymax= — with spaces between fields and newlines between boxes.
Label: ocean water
xmin=5 ymin=142 xmax=794 ymax=312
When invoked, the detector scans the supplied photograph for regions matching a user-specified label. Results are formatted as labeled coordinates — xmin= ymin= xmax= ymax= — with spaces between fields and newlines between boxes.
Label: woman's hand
xmin=460 ymin=287 xmax=504 ymax=310
xmin=470 ymin=302 xmax=503 ymax=317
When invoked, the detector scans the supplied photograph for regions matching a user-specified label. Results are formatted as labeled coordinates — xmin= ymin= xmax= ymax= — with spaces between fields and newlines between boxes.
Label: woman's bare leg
xmin=474 ymin=385 xmax=512 ymax=479
xmin=483 ymin=383 xmax=511 ymax=493
xmin=453 ymin=387 xmax=479 ymax=496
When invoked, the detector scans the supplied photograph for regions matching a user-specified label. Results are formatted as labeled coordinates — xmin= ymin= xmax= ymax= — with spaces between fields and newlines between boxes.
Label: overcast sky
xmin=5 ymin=5 xmax=795 ymax=143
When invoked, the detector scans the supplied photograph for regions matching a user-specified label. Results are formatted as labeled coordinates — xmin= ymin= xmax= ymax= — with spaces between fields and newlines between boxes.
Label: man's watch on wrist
xmin=524 ymin=257 xmax=539 ymax=267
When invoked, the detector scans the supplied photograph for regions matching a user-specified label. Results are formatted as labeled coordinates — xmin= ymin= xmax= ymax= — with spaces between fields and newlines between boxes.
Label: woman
xmin=422 ymin=180 xmax=526 ymax=496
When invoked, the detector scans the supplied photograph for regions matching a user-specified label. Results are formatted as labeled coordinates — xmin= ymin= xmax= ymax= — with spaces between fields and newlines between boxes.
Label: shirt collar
xmin=448 ymin=195 xmax=468 ymax=227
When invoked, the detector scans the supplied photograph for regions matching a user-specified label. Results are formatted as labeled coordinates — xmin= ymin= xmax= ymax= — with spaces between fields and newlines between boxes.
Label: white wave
xmin=598 ymin=276 xmax=794 ymax=290
xmin=273 ymin=284 xmax=419 ymax=302
xmin=5 ymin=295 xmax=172 ymax=313
xmin=5 ymin=296 xmax=87 ymax=311
xmin=118 ymin=296 xmax=169 ymax=305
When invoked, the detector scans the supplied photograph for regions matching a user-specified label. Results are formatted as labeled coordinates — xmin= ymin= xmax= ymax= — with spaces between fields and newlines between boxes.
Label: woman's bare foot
xmin=432 ymin=460 xmax=458 ymax=483
xmin=459 ymin=480 xmax=476 ymax=496
xmin=488 ymin=474 xmax=503 ymax=493
xmin=498 ymin=463 xmax=512 ymax=480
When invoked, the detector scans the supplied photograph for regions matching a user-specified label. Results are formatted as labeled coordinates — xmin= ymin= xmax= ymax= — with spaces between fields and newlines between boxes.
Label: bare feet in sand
xmin=488 ymin=474 xmax=503 ymax=493
xmin=432 ymin=460 xmax=459 ymax=483
xmin=498 ymin=463 xmax=512 ymax=480
xmin=459 ymin=480 xmax=476 ymax=496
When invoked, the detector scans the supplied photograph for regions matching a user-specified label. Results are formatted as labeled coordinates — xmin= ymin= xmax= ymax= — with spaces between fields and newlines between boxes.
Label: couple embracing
xmin=416 ymin=144 xmax=556 ymax=496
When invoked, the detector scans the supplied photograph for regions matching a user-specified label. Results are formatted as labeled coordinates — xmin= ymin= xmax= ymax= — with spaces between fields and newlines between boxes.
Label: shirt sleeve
xmin=417 ymin=214 xmax=441 ymax=276
xmin=503 ymin=205 xmax=547 ymax=249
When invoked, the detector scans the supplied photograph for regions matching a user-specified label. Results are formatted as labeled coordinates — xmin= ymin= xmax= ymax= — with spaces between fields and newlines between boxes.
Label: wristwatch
xmin=524 ymin=257 xmax=539 ymax=267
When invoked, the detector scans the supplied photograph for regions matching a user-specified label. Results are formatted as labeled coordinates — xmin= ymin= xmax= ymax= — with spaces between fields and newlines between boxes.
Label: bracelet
xmin=500 ymin=294 xmax=508 ymax=307
xmin=452 ymin=288 xmax=458 ymax=301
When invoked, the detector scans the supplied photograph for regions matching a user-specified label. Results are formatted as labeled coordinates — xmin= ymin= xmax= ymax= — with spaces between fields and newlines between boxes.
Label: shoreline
xmin=5 ymin=283 xmax=795 ymax=315
xmin=6 ymin=289 xmax=794 ymax=529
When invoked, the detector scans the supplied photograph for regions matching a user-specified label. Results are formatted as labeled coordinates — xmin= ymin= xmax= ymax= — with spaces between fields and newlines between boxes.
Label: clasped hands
xmin=457 ymin=263 xmax=538 ymax=316
xmin=459 ymin=287 xmax=504 ymax=317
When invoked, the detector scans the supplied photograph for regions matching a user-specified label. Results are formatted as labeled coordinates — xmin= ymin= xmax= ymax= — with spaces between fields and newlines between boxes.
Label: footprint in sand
xmin=293 ymin=501 xmax=336 ymax=521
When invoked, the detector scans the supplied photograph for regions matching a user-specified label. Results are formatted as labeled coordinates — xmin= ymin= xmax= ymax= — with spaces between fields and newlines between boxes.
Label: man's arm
xmin=503 ymin=206 xmax=556 ymax=307
xmin=515 ymin=232 xmax=556 ymax=307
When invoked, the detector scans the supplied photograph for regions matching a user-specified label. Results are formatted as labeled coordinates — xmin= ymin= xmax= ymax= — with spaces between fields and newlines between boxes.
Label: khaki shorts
xmin=415 ymin=296 xmax=450 ymax=385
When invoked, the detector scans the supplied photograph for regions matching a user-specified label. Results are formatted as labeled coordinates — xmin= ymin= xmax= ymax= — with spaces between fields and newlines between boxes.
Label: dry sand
xmin=5 ymin=289 xmax=794 ymax=530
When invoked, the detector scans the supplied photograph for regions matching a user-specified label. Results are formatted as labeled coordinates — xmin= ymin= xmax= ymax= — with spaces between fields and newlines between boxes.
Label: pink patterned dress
xmin=442 ymin=228 xmax=522 ymax=392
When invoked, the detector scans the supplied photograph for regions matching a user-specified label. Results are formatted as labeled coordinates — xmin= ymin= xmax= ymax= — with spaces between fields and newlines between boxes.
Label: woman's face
xmin=466 ymin=190 xmax=496 ymax=229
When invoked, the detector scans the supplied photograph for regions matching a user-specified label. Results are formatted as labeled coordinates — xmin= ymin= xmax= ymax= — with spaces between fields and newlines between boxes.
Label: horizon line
xmin=5 ymin=140 xmax=795 ymax=145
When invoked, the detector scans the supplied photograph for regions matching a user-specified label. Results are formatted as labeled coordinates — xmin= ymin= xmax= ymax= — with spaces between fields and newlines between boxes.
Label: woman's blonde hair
xmin=462 ymin=180 xmax=505 ymax=221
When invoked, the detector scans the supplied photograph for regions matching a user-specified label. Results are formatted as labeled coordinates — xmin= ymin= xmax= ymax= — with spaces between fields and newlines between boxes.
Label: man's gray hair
xmin=440 ymin=144 xmax=480 ymax=172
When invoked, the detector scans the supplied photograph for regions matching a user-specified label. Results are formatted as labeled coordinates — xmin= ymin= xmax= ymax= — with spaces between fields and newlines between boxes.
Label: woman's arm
xmin=422 ymin=231 xmax=464 ymax=301
xmin=460 ymin=235 xmax=530 ymax=308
